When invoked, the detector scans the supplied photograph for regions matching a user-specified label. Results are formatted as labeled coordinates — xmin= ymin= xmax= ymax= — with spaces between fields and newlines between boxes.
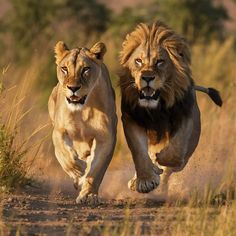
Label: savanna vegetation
xmin=0 ymin=0 xmax=236 ymax=235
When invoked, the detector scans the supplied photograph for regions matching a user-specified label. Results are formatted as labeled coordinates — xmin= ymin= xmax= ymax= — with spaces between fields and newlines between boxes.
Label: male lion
xmin=119 ymin=22 xmax=222 ymax=194
xmin=48 ymin=41 xmax=117 ymax=204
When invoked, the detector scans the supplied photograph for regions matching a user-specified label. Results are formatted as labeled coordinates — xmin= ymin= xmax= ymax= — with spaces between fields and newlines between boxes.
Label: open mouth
xmin=66 ymin=95 xmax=87 ymax=105
xmin=139 ymin=87 xmax=161 ymax=101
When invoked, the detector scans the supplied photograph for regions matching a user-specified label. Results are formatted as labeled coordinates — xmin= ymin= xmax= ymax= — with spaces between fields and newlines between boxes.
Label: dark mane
xmin=119 ymin=22 xmax=195 ymax=141
xmin=121 ymin=85 xmax=194 ymax=141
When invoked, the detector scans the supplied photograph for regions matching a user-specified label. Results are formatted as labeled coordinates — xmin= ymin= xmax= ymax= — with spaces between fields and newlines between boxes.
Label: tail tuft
xmin=208 ymin=88 xmax=223 ymax=107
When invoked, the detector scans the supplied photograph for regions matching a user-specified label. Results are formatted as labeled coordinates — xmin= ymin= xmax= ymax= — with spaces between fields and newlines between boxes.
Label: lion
xmin=119 ymin=21 xmax=222 ymax=194
xmin=48 ymin=41 xmax=117 ymax=204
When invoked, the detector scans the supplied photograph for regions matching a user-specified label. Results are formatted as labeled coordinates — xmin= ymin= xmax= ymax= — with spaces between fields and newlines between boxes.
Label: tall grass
xmin=0 ymin=64 xmax=49 ymax=191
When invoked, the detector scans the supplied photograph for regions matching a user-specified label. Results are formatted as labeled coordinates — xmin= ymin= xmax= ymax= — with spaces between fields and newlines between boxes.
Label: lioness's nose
xmin=142 ymin=76 xmax=155 ymax=83
xmin=67 ymin=86 xmax=81 ymax=93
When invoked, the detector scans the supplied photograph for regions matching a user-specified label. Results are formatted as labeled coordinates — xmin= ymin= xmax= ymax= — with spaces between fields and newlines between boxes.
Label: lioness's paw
xmin=128 ymin=172 xmax=160 ymax=193
xmin=76 ymin=193 xmax=100 ymax=205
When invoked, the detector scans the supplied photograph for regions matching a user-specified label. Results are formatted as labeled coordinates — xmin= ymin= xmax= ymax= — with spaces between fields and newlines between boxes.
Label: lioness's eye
xmin=135 ymin=58 xmax=142 ymax=67
xmin=156 ymin=59 xmax=165 ymax=68
xmin=61 ymin=66 xmax=68 ymax=75
xmin=82 ymin=67 xmax=90 ymax=77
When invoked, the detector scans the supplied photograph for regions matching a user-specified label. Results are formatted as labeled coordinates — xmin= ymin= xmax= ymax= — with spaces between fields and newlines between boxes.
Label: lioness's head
xmin=120 ymin=21 xmax=193 ymax=109
xmin=55 ymin=41 xmax=106 ymax=110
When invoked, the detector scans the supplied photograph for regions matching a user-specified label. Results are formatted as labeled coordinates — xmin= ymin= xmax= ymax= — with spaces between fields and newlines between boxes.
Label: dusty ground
xmin=0 ymin=185 xmax=223 ymax=236
xmin=0 ymin=160 xmax=229 ymax=236
xmin=0 ymin=187 xmax=177 ymax=236
xmin=0 ymin=165 xmax=224 ymax=236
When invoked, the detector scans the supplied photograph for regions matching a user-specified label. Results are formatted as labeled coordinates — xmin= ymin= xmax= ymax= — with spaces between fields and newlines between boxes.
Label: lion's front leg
xmin=122 ymin=114 xmax=162 ymax=193
xmin=76 ymin=135 xmax=116 ymax=204
xmin=156 ymin=116 xmax=195 ymax=168
xmin=52 ymin=130 xmax=86 ymax=183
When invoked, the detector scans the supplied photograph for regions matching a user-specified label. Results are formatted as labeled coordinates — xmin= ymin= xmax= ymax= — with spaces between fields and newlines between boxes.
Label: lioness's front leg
xmin=52 ymin=130 xmax=86 ymax=183
xmin=122 ymin=114 xmax=162 ymax=193
xmin=76 ymin=134 xmax=116 ymax=204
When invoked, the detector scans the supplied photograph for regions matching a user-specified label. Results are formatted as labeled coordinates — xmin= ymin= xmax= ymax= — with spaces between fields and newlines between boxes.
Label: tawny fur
xmin=48 ymin=41 xmax=117 ymax=204
xmin=119 ymin=21 xmax=221 ymax=194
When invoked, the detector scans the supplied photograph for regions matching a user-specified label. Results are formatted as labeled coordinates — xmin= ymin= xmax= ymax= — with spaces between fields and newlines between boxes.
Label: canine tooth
xmin=151 ymin=91 xmax=155 ymax=97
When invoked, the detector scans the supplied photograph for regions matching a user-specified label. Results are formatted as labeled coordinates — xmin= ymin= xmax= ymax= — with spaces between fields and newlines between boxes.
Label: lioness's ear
xmin=90 ymin=42 xmax=106 ymax=61
xmin=54 ymin=41 xmax=69 ymax=65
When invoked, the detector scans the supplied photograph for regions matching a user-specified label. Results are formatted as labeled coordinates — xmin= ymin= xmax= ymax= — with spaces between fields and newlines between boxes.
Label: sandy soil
xmin=0 ymin=186 xmax=189 ymax=236
xmin=0 ymin=161 xmax=225 ymax=236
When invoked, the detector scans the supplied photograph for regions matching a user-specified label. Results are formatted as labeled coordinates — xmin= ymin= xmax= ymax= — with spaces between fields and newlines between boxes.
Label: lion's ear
xmin=54 ymin=41 xmax=69 ymax=65
xmin=90 ymin=42 xmax=107 ymax=61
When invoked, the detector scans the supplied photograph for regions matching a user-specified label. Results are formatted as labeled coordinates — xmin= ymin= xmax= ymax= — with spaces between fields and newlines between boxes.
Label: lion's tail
xmin=194 ymin=85 xmax=223 ymax=107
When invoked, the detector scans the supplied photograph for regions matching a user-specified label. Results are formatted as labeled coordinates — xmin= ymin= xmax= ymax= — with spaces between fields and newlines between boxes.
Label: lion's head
xmin=55 ymin=41 xmax=106 ymax=110
xmin=120 ymin=21 xmax=193 ymax=109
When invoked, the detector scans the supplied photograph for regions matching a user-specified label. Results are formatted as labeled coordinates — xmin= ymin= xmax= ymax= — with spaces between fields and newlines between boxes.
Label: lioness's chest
xmin=61 ymin=106 xmax=109 ymax=141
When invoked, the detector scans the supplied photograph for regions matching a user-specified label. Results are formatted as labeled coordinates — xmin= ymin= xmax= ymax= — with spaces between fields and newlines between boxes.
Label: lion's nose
xmin=142 ymin=76 xmax=155 ymax=83
xmin=67 ymin=86 xmax=81 ymax=93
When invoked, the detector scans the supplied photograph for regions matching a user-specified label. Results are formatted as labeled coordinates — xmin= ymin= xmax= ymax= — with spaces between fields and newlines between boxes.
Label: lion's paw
xmin=128 ymin=171 xmax=160 ymax=193
xmin=76 ymin=193 xmax=100 ymax=205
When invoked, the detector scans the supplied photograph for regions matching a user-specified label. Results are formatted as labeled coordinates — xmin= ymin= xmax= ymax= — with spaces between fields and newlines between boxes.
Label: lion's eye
xmin=61 ymin=66 xmax=68 ymax=75
xmin=156 ymin=59 xmax=165 ymax=68
xmin=135 ymin=58 xmax=142 ymax=67
xmin=82 ymin=67 xmax=90 ymax=77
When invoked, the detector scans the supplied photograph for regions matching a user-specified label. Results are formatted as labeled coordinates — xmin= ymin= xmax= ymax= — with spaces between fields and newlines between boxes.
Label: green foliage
xmin=0 ymin=123 xmax=29 ymax=191
xmin=109 ymin=7 xmax=147 ymax=37
xmin=1 ymin=0 xmax=111 ymax=61
xmin=156 ymin=0 xmax=229 ymax=43
xmin=107 ymin=0 xmax=229 ymax=43
xmin=65 ymin=0 xmax=111 ymax=35
xmin=6 ymin=0 xmax=57 ymax=58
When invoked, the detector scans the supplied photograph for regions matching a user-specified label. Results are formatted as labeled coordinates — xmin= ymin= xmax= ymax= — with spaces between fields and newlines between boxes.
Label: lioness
xmin=119 ymin=22 xmax=222 ymax=194
xmin=48 ymin=41 xmax=117 ymax=204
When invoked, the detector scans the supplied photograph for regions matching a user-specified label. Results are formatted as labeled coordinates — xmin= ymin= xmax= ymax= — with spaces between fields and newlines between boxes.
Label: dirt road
xmin=0 ymin=187 xmax=187 ymax=236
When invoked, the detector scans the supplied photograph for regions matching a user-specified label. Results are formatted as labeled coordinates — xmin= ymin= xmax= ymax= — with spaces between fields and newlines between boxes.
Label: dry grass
xmin=0 ymin=63 xmax=50 ymax=192
xmin=0 ymin=35 xmax=235 ymax=235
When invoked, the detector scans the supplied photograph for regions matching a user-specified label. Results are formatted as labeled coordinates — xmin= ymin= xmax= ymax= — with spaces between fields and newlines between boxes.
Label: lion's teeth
xmin=151 ymin=91 xmax=155 ymax=97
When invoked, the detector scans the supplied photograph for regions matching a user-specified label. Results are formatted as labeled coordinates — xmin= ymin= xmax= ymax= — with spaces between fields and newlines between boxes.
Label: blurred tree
xmin=1 ymin=0 xmax=111 ymax=60
xmin=156 ymin=0 xmax=229 ymax=43
xmin=108 ymin=5 xmax=159 ymax=38
xmin=110 ymin=0 xmax=229 ymax=44
xmin=109 ymin=8 xmax=145 ymax=36
xmin=6 ymin=0 xmax=57 ymax=56
xmin=65 ymin=0 xmax=110 ymax=36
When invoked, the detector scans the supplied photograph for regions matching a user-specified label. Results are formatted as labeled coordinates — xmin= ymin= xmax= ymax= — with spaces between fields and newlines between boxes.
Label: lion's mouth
xmin=139 ymin=87 xmax=161 ymax=101
xmin=66 ymin=95 xmax=87 ymax=105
